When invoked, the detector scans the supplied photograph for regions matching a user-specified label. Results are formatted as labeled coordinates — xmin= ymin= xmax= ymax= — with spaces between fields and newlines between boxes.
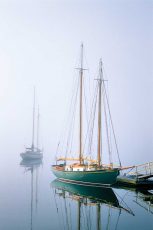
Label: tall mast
xmin=32 ymin=87 xmax=35 ymax=150
xmin=79 ymin=43 xmax=83 ymax=164
xmin=97 ymin=59 xmax=103 ymax=167
xmin=37 ymin=106 xmax=40 ymax=150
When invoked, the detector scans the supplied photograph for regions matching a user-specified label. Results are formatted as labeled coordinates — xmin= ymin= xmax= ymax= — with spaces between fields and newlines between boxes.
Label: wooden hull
xmin=52 ymin=166 xmax=119 ymax=186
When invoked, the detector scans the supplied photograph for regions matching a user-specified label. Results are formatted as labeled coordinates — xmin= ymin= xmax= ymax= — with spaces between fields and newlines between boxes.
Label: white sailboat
xmin=20 ymin=89 xmax=43 ymax=160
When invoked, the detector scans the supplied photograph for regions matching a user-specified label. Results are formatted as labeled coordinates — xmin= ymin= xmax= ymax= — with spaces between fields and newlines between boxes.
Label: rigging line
xmin=65 ymin=75 xmax=79 ymax=157
xmin=67 ymin=72 xmax=79 ymax=122
xmin=106 ymin=207 xmax=111 ymax=230
xmin=67 ymin=201 xmax=72 ymax=230
xmin=84 ymin=205 xmax=91 ymax=230
xmin=83 ymin=83 xmax=99 ymax=155
xmin=103 ymin=82 xmax=122 ymax=167
xmin=67 ymin=73 xmax=79 ymax=123
xmin=64 ymin=75 xmax=79 ymax=154
xmin=116 ymin=189 xmax=130 ymax=205
xmin=103 ymin=87 xmax=112 ymax=165
xmin=87 ymin=71 xmax=92 ymax=116
xmin=89 ymin=206 xmax=92 ymax=230
xmin=115 ymin=209 xmax=121 ymax=230
xmin=83 ymin=77 xmax=90 ymax=130
xmin=90 ymin=206 xmax=94 ymax=230
xmin=59 ymin=195 xmax=66 ymax=230
xmin=83 ymin=205 xmax=89 ymax=230
xmin=64 ymin=193 xmax=70 ymax=230
xmin=68 ymin=117 xmax=76 ymax=157
xmin=100 ymin=84 xmax=106 ymax=166
xmin=81 ymin=205 xmax=86 ymax=229
xmin=82 ymin=88 xmax=94 ymax=154
xmin=84 ymin=56 xmax=91 ymax=108
xmin=56 ymin=142 xmax=60 ymax=156
xmin=52 ymin=189 xmax=63 ymax=230
xmin=133 ymin=199 xmax=153 ymax=215
xmin=88 ymin=206 xmax=92 ymax=230
xmin=62 ymin=194 xmax=68 ymax=230
xmin=82 ymin=204 xmax=89 ymax=230
xmin=68 ymin=201 xmax=72 ymax=230
xmin=69 ymin=200 xmax=72 ymax=229
xmin=68 ymin=82 xmax=79 ymax=156
xmin=87 ymin=207 xmax=91 ymax=230
xmin=55 ymin=72 xmax=78 ymax=158
xmin=77 ymin=201 xmax=81 ymax=230
xmin=53 ymin=189 xmax=59 ymax=213
xmin=66 ymin=96 xmax=77 ymax=156
xmin=114 ymin=190 xmax=134 ymax=216
xmin=82 ymin=82 xmax=96 ymax=154
xmin=125 ymin=167 xmax=135 ymax=175
xmin=105 ymin=81 xmax=113 ymax=154
xmin=88 ymin=84 xmax=99 ymax=155
xmin=82 ymin=47 xmax=91 ymax=117
xmin=85 ymin=207 xmax=90 ymax=230
xmin=89 ymin=84 xmax=98 ymax=155
xmin=66 ymin=76 xmax=79 ymax=156
xmin=32 ymin=87 xmax=35 ymax=150
xmin=78 ymin=44 xmax=91 ymax=143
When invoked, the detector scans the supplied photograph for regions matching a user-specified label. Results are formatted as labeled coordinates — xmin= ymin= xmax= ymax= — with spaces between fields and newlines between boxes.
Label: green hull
xmin=52 ymin=166 xmax=119 ymax=185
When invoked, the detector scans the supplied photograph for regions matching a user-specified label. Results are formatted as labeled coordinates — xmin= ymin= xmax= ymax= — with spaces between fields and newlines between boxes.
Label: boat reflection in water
xmin=51 ymin=179 xmax=133 ymax=230
xmin=20 ymin=159 xmax=42 ymax=230
xmin=20 ymin=159 xmax=42 ymax=168
xmin=116 ymin=186 xmax=153 ymax=216
xmin=135 ymin=189 xmax=153 ymax=214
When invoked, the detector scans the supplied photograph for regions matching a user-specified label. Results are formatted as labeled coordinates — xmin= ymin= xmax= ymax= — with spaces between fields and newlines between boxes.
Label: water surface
xmin=0 ymin=156 xmax=153 ymax=230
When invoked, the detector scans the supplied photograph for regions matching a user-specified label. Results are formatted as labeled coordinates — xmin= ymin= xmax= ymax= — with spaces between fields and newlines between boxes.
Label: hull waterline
xmin=52 ymin=166 xmax=119 ymax=186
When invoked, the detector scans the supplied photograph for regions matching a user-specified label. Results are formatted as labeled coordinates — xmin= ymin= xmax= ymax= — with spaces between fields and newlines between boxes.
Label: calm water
xmin=0 ymin=155 xmax=153 ymax=230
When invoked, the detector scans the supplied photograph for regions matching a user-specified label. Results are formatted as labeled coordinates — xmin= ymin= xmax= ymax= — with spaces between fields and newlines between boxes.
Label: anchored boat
xmin=20 ymin=89 xmax=43 ymax=160
xmin=52 ymin=44 xmax=121 ymax=186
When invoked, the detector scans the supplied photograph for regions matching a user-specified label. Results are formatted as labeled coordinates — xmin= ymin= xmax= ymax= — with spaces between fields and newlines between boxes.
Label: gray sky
xmin=0 ymin=0 xmax=153 ymax=166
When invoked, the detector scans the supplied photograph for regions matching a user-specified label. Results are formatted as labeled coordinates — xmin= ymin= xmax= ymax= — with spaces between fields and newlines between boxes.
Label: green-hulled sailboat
xmin=52 ymin=44 xmax=121 ymax=186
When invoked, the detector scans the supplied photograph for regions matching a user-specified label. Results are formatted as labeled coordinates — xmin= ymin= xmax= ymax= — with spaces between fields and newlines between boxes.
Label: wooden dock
xmin=116 ymin=162 xmax=153 ymax=188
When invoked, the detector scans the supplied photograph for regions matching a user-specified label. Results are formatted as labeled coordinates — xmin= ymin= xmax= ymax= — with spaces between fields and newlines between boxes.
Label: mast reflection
xmin=51 ymin=179 xmax=133 ymax=230
xmin=20 ymin=159 xmax=42 ymax=230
